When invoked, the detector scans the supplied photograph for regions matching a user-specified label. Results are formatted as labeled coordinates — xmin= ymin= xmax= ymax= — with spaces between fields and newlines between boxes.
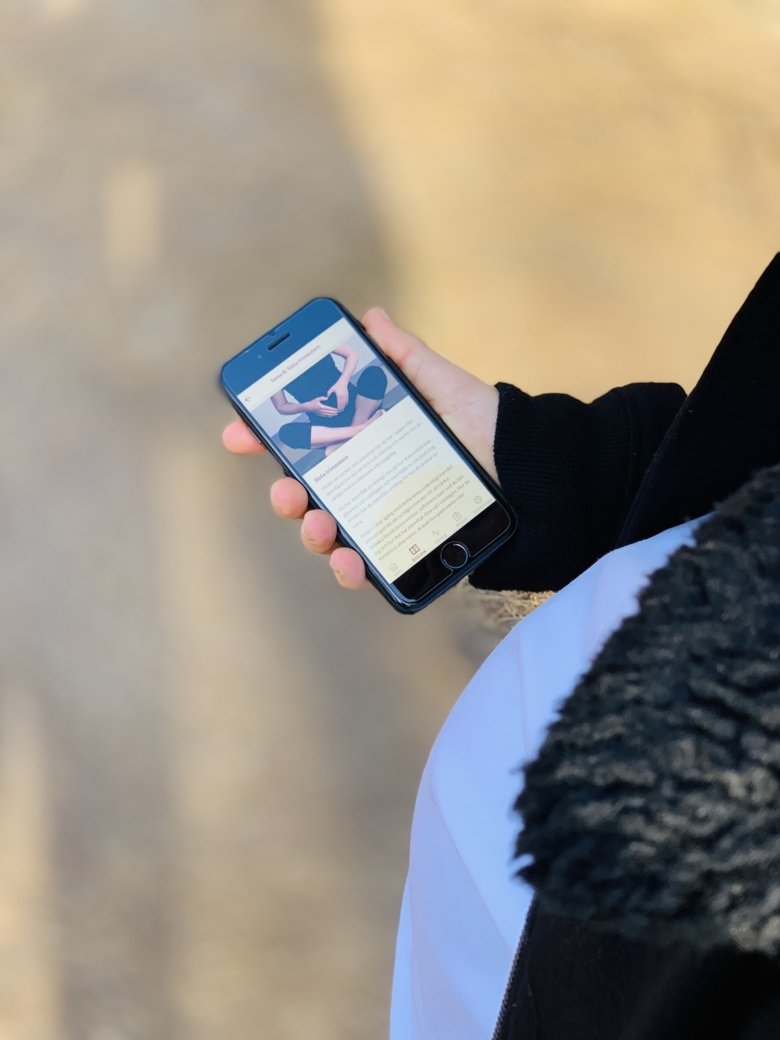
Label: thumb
xmin=361 ymin=307 xmax=456 ymax=409
xmin=361 ymin=306 xmax=500 ymax=481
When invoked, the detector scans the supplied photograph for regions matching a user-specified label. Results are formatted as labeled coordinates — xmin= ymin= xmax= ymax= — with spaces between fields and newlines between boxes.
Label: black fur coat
xmin=517 ymin=462 xmax=780 ymax=960
xmin=498 ymin=465 xmax=780 ymax=1039
xmin=479 ymin=256 xmax=780 ymax=1039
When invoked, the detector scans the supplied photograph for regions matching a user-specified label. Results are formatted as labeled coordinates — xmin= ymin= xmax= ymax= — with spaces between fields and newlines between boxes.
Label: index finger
xmin=222 ymin=418 xmax=266 ymax=455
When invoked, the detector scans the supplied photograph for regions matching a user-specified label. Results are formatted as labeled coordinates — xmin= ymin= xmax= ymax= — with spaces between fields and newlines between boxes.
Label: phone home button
xmin=440 ymin=541 xmax=469 ymax=570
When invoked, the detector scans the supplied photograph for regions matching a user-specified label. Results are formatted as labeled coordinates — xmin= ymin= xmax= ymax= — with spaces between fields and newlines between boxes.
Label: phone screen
xmin=234 ymin=316 xmax=498 ymax=586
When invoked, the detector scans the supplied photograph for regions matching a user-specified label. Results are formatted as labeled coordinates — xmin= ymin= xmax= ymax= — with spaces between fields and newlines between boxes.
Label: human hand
xmin=326 ymin=378 xmax=349 ymax=413
xmin=222 ymin=307 xmax=500 ymax=590
xmin=305 ymin=396 xmax=339 ymax=418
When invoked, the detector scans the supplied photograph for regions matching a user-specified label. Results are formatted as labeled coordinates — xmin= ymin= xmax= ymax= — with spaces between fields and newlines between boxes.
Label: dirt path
xmin=1 ymin=2 xmax=778 ymax=1036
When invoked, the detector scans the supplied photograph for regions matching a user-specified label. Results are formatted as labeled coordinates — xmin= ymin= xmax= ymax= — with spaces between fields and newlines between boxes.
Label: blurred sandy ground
xmin=0 ymin=1 xmax=778 ymax=1037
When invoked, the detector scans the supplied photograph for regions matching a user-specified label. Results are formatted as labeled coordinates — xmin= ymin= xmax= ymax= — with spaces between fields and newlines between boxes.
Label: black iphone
xmin=220 ymin=298 xmax=516 ymax=613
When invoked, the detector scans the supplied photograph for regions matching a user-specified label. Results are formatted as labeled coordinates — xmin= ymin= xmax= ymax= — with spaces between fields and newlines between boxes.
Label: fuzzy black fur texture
xmin=516 ymin=463 xmax=780 ymax=957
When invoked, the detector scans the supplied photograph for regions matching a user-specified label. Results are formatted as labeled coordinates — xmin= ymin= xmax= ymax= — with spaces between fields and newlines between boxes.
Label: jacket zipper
xmin=491 ymin=900 xmax=537 ymax=1040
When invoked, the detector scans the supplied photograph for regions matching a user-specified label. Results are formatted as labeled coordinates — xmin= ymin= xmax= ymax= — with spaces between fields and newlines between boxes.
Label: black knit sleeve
xmin=471 ymin=381 xmax=685 ymax=592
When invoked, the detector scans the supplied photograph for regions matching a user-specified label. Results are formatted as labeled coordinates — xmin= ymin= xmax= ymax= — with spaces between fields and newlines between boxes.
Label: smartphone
xmin=220 ymin=298 xmax=516 ymax=613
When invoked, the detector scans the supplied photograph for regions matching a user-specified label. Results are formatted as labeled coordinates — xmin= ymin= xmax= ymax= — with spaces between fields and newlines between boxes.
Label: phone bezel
xmin=220 ymin=298 xmax=517 ymax=613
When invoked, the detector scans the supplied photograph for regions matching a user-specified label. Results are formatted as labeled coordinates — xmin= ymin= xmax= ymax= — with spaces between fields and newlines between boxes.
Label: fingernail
xmin=375 ymin=307 xmax=390 ymax=322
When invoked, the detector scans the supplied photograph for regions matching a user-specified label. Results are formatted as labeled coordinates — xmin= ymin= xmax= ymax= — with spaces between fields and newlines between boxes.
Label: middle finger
xmin=270 ymin=477 xmax=309 ymax=519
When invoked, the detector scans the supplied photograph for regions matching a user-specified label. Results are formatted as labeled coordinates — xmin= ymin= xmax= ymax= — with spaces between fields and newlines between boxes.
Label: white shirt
xmin=390 ymin=518 xmax=702 ymax=1040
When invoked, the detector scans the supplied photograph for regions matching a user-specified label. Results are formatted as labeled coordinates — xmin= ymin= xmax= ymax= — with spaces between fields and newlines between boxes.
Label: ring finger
xmin=300 ymin=509 xmax=338 ymax=554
